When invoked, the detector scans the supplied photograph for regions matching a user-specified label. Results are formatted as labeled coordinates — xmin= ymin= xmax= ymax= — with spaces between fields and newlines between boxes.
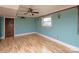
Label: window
xmin=41 ymin=16 xmax=52 ymax=27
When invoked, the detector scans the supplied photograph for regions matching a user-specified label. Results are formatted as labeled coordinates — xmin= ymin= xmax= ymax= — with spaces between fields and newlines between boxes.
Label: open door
xmin=5 ymin=18 xmax=14 ymax=38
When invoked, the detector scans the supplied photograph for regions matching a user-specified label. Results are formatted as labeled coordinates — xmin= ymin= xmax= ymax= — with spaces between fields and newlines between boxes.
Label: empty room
xmin=0 ymin=5 xmax=79 ymax=53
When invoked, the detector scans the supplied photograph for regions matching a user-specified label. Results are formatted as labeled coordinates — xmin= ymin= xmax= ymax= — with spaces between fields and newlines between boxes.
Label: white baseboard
xmin=0 ymin=32 xmax=37 ymax=39
xmin=36 ymin=32 xmax=79 ymax=52
xmin=1 ymin=32 xmax=79 ymax=51
xmin=15 ymin=32 xmax=37 ymax=37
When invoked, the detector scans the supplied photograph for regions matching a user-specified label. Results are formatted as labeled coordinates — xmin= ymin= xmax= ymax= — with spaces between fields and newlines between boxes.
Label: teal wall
xmin=0 ymin=7 xmax=79 ymax=48
xmin=36 ymin=7 xmax=79 ymax=47
xmin=0 ymin=17 xmax=37 ymax=38
xmin=15 ymin=17 xmax=37 ymax=35
xmin=0 ymin=17 xmax=4 ymax=38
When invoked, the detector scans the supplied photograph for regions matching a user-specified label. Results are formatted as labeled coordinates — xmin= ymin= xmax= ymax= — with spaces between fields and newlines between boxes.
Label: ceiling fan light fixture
xmin=20 ymin=7 xmax=39 ymax=16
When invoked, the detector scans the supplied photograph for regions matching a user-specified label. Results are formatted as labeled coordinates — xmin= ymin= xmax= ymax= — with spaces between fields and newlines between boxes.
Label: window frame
xmin=41 ymin=16 xmax=52 ymax=27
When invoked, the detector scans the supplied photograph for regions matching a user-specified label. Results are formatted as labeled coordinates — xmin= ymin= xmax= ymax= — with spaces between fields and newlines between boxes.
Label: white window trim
xmin=41 ymin=16 xmax=52 ymax=27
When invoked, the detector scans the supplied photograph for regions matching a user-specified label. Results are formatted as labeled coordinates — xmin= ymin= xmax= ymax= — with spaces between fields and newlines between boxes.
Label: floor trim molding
xmin=36 ymin=32 xmax=79 ymax=52
xmin=0 ymin=32 xmax=37 ymax=39
xmin=15 ymin=32 xmax=36 ymax=37
xmin=1 ymin=32 xmax=79 ymax=51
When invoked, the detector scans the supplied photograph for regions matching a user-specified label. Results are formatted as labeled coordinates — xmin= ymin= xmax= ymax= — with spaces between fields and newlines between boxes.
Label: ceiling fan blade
xmin=32 ymin=12 xmax=39 ymax=14
xmin=24 ymin=12 xmax=28 ymax=14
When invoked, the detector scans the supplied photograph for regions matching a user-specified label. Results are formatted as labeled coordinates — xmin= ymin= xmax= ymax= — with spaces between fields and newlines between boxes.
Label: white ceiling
xmin=0 ymin=5 xmax=77 ymax=17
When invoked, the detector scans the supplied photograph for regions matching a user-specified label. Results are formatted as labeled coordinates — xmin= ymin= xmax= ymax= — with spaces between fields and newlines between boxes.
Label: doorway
xmin=5 ymin=18 xmax=14 ymax=38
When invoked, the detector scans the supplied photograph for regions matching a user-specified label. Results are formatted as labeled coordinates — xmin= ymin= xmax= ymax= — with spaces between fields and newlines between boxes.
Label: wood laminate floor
xmin=0 ymin=34 xmax=74 ymax=53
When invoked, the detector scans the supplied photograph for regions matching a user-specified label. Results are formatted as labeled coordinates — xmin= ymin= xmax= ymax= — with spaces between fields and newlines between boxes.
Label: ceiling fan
xmin=22 ymin=8 xmax=39 ymax=16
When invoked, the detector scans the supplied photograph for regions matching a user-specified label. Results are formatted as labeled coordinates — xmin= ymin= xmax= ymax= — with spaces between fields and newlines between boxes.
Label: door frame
xmin=4 ymin=17 xmax=15 ymax=38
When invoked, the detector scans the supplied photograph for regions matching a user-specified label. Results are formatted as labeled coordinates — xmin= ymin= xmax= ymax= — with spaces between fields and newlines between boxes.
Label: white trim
xmin=1 ymin=32 xmax=36 ymax=39
xmin=1 ymin=30 xmax=79 ymax=51
xmin=15 ymin=32 xmax=36 ymax=37
xmin=36 ymin=33 xmax=79 ymax=52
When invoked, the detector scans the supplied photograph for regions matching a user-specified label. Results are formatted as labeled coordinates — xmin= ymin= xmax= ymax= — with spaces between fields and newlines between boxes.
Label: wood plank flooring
xmin=0 ymin=34 xmax=74 ymax=53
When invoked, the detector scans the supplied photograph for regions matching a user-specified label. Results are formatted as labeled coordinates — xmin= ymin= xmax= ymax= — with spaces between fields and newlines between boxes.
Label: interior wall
xmin=15 ymin=17 xmax=37 ymax=35
xmin=0 ymin=7 xmax=79 ymax=48
xmin=0 ymin=17 xmax=4 ymax=39
xmin=36 ymin=7 xmax=79 ymax=47
xmin=0 ymin=17 xmax=37 ymax=38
